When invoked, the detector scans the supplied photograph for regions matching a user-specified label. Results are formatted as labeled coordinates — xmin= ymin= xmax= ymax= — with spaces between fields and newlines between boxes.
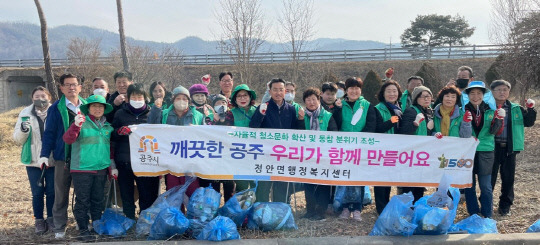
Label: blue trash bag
xmin=412 ymin=175 xmax=460 ymax=235
xmin=93 ymin=208 xmax=135 ymax=237
xmin=448 ymin=214 xmax=498 ymax=234
xmin=363 ymin=186 xmax=372 ymax=205
xmin=247 ymin=202 xmax=298 ymax=231
xmin=333 ymin=186 xmax=364 ymax=211
xmin=369 ymin=192 xmax=417 ymax=237
xmin=187 ymin=185 xmax=222 ymax=237
xmin=218 ymin=184 xmax=257 ymax=227
xmin=187 ymin=185 xmax=222 ymax=221
xmin=148 ymin=207 xmax=190 ymax=240
xmin=196 ymin=216 xmax=240 ymax=241
xmin=527 ymin=219 xmax=540 ymax=233
xmin=136 ymin=176 xmax=195 ymax=237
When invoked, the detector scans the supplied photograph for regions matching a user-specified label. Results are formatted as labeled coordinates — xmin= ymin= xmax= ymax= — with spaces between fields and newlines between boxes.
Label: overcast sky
xmin=0 ymin=0 xmax=493 ymax=45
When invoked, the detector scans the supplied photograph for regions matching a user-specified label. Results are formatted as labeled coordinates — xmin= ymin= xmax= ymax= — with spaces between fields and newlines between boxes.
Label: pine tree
xmin=415 ymin=62 xmax=443 ymax=95
xmin=362 ymin=70 xmax=383 ymax=104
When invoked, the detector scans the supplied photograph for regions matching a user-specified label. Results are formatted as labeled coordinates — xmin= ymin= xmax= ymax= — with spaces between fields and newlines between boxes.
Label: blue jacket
xmin=40 ymin=97 xmax=87 ymax=161
xmin=249 ymin=99 xmax=301 ymax=129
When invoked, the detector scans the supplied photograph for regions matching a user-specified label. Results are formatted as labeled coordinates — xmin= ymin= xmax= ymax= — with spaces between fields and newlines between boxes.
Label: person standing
xmin=301 ymin=87 xmax=338 ymax=220
xmin=490 ymin=80 xmax=536 ymax=216
xmin=13 ymin=86 xmax=54 ymax=234
xmin=400 ymin=76 xmax=424 ymax=112
xmin=39 ymin=74 xmax=87 ymax=239
xmin=462 ymin=81 xmax=503 ymax=218
xmin=209 ymin=72 xmax=234 ymax=109
xmin=91 ymin=77 xmax=110 ymax=101
xmin=336 ymin=77 xmax=377 ymax=221
xmin=373 ymin=80 xmax=403 ymax=215
xmin=399 ymin=85 xmax=435 ymax=203
xmin=111 ymin=84 xmax=159 ymax=219
xmin=249 ymin=78 xmax=304 ymax=203
xmin=62 ymin=95 xmax=114 ymax=241
xmin=431 ymin=86 xmax=472 ymax=138
xmin=106 ymin=71 xmax=133 ymax=122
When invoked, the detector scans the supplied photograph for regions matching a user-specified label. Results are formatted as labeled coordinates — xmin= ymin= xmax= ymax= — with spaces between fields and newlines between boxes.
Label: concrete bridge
xmin=0 ymin=68 xmax=48 ymax=113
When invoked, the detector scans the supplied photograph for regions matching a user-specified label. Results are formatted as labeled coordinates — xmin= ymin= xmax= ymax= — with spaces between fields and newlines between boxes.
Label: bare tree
xmin=66 ymin=37 xmax=110 ymax=96
xmin=33 ymin=0 xmax=59 ymax=101
xmin=116 ymin=0 xmax=130 ymax=71
xmin=215 ymin=0 xmax=269 ymax=85
xmin=278 ymin=0 xmax=316 ymax=84
xmin=489 ymin=0 xmax=540 ymax=103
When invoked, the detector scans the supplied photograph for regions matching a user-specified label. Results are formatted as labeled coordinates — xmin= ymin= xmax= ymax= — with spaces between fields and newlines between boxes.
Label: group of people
xmin=14 ymin=66 xmax=536 ymax=240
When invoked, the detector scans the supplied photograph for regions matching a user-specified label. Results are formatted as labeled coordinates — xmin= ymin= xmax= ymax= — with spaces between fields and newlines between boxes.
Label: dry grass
xmin=0 ymin=107 xmax=539 ymax=243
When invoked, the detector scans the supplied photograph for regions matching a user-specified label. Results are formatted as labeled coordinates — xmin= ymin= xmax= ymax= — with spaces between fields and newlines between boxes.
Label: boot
xmin=34 ymin=219 xmax=47 ymax=234
xmin=46 ymin=217 xmax=55 ymax=232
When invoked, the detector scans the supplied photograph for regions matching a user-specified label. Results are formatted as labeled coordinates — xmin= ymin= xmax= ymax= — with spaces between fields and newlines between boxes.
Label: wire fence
xmin=0 ymin=44 xmax=506 ymax=68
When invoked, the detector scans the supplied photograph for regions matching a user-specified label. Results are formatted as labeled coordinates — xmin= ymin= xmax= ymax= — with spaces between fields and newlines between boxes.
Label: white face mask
xmin=129 ymin=100 xmax=145 ymax=109
xmin=214 ymin=104 xmax=226 ymax=114
xmin=93 ymin=88 xmax=107 ymax=98
xmin=284 ymin=93 xmax=295 ymax=102
xmin=174 ymin=100 xmax=189 ymax=111
xmin=336 ymin=90 xmax=345 ymax=99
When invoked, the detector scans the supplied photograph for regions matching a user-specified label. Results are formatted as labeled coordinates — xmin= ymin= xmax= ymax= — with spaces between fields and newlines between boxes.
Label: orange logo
xmin=138 ymin=135 xmax=160 ymax=154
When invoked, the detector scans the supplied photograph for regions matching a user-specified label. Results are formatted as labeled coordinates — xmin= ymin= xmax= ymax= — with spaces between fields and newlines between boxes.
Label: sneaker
xmin=352 ymin=210 xmax=362 ymax=221
xmin=46 ymin=217 xmax=55 ymax=232
xmin=309 ymin=213 xmax=326 ymax=221
xmin=338 ymin=209 xmax=350 ymax=219
xmin=498 ymin=207 xmax=511 ymax=216
xmin=34 ymin=219 xmax=47 ymax=234
xmin=55 ymin=232 xmax=65 ymax=239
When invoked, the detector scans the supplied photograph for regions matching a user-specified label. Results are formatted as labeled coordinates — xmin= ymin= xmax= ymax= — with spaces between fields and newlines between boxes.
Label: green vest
xmin=472 ymin=110 xmax=495 ymax=152
xmin=510 ymin=102 xmax=525 ymax=151
xmin=401 ymin=90 xmax=410 ymax=112
xmin=231 ymin=106 xmax=256 ymax=127
xmin=161 ymin=105 xmax=204 ymax=125
xmin=433 ymin=109 xmax=464 ymax=137
xmin=304 ymin=108 xmax=333 ymax=131
xmin=375 ymin=102 xmax=394 ymax=134
xmin=58 ymin=95 xmax=87 ymax=160
xmin=411 ymin=105 xmax=428 ymax=136
xmin=341 ymin=97 xmax=370 ymax=132
xmin=70 ymin=116 xmax=113 ymax=171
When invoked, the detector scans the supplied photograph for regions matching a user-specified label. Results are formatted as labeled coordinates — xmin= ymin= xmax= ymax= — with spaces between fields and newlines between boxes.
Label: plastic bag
xmin=527 ymin=219 xmax=540 ymax=233
xmin=449 ymin=214 xmax=498 ymax=234
xmin=136 ymin=176 xmax=195 ymax=237
xmin=187 ymin=185 xmax=222 ymax=237
xmin=363 ymin=186 xmax=372 ymax=205
xmin=247 ymin=202 xmax=298 ymax=231
xmin=333 ymin=186 xmax=364 ymax=211
xmin=196 ymin=216 xmax=240 ymax=241
xmin=413 ymin=175 xmax=460 ymax=235
xmin=93 ymin=208 xmax=135 ymax=237
xmin=369 ymin=192 xmax=417 ymax=237
xmin=218 ymin=185 xmax=257 ymax=226
xmin=148 ymin=207 xmax=190 ymax=240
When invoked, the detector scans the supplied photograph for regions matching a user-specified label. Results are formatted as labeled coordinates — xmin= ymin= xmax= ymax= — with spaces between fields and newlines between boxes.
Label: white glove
xmin=110 ymin=169 xmax=118 ymax=180
xmin=259 ymin=102 xmax=268 ymax=115
xmin=413 ymin=113 xmax=425 ymax=126
xmin=74 ymin=112 xmax=86 ymax=127
xmin=495 ymin=108 xmax=506 ymax=119
xmin=526 ymin=99 xmax=535 ymax=108
xmin=427 ymin=119 xmax=434 ymax=130
xmin=38 ymin=157 xmax=49 ymax=169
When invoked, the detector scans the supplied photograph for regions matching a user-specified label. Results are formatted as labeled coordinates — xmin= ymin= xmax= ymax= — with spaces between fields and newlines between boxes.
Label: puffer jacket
xmin=13 ymin=105 xmax=51 ymax=167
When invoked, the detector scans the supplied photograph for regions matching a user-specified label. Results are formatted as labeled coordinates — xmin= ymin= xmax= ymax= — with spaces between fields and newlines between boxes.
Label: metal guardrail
xmin=0 ymin=44 xmax=507 ymax=68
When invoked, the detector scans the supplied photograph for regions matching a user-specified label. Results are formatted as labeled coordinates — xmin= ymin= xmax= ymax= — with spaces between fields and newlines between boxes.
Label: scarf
xmin=34 ymin=106 xmax=49 ymax=122
xmin=386 ymin=101 xmax=402 ymax=117
xmin=128 ymin=103 xmax=147 ymax=115
xmin=439 ymin=105 xmax=454 ymax=136
xmin=305 ymin=106 xmax=321 ymax=131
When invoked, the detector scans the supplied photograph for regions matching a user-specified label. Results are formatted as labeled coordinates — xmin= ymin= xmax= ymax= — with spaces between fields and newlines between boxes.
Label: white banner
xmin=129 ymin=124 xmax=478 ymax=188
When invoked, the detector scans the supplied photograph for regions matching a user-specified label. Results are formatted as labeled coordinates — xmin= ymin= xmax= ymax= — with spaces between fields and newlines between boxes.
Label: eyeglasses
xmin=493 ymin=88 xmax=510 ymax=93
xmin=420 ymin=95 xmax=432 ymax=100
xmin=221 ymin=79 xmax=233 ymax=83
xmin=63 ymin=83 xmax=79 ymax=88
xmin=236 ymin=94 xmax=250 ymax=99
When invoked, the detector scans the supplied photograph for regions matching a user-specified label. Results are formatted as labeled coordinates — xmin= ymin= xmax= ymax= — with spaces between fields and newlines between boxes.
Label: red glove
xmin=117 ymin=126 xmax=132 ymax=135
xmin=434 ymin=132 xmax=443 ymax=139
xmin=463 ymin=110 xmax=472 ymax=123
xmin=385 ymin=67 xmax=394 ymax=79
